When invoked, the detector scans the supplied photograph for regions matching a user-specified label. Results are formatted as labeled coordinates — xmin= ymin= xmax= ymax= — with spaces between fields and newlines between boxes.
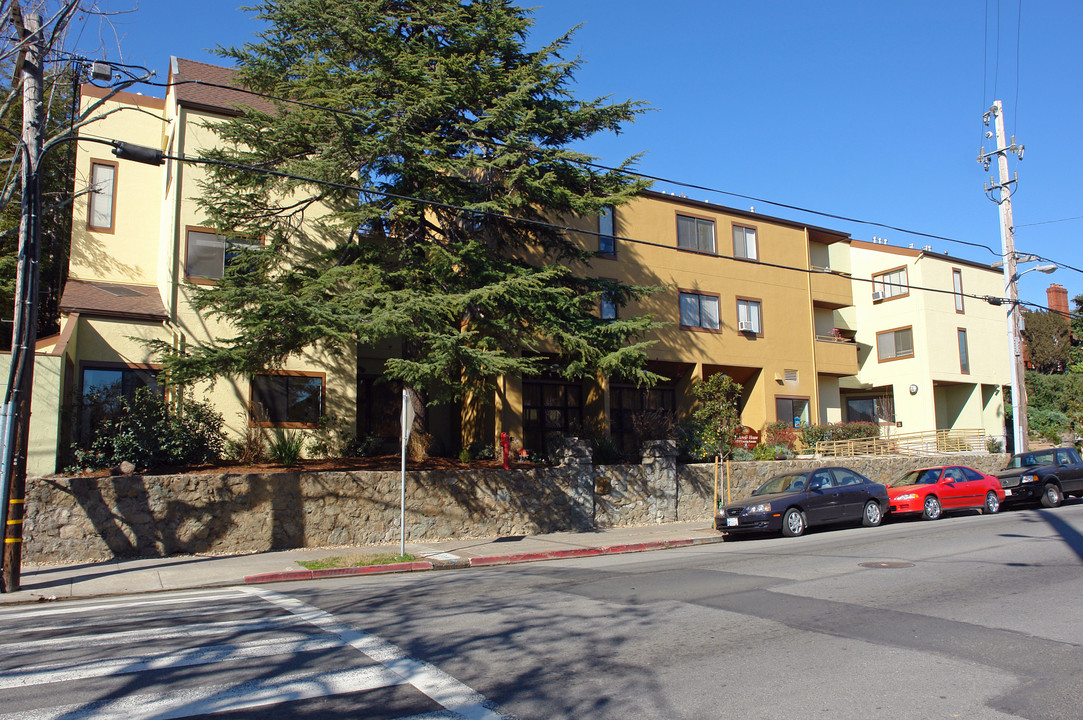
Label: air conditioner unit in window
xmin=738 ymin=320 xmax=756 ymax=332
xmin=871 ymin=291 xmax=884 ymax=302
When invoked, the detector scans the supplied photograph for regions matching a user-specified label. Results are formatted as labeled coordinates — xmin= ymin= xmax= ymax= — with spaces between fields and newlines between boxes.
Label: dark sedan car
xmin=715 ymin=466 xmax=889 ymax=538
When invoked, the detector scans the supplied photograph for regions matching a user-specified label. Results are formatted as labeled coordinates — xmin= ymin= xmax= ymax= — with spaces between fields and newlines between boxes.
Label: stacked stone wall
xmin=25 ymin=451 xmax=1011 ymax=564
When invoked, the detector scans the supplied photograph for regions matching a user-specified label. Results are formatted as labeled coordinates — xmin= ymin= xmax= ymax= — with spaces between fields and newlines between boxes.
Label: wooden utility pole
xmin=1 ymin=7 xmax=43 ymax=592
xmin=980 ymin=100 xmax=1028 ymax=453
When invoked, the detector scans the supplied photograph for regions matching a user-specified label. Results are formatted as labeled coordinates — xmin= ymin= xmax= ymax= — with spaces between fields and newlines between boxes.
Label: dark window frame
xmin=250 ymin=371 xmax=325 ymax=428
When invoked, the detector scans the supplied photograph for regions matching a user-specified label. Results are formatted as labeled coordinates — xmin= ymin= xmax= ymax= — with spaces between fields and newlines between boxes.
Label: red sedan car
xmin=887 ymin=465 xmax=1006 ymax=520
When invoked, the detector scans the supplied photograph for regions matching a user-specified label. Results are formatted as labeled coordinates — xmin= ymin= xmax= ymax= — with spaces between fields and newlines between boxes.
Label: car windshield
xmin=752 ymin=473 xmax=808 ymax=495
xmin=1005 ymin=450 xmax=1055 ymax=469
xmin=890 ymin=469 xmax=941 ymax=487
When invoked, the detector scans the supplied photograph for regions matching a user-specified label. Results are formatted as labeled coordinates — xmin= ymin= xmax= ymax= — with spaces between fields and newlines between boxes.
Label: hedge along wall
xmin=25 ymin=447 xmax=1011 ymax=565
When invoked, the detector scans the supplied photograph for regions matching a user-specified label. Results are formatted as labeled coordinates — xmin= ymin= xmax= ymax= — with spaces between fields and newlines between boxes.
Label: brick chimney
xmin=1047 ymin=283 xmax=1070 ymax=318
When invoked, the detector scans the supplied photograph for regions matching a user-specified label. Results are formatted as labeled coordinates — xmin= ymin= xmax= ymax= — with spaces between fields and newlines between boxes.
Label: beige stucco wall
xmin=846 ymin=241 xmax=1009 ymax=438
xmin=0 ymin=353 xmax=64 ymax=476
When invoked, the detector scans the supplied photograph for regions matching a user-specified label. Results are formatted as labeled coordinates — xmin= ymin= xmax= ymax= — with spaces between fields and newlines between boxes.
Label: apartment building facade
xmin=16 ymin=58 xmax=1008 ymax=474
xmin=839 ymin=240 xmax=1009 ymax=445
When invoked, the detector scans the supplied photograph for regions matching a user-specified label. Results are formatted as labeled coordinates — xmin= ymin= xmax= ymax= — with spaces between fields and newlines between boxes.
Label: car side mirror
xmin=807 ymin=479 xmax=823 ymax=491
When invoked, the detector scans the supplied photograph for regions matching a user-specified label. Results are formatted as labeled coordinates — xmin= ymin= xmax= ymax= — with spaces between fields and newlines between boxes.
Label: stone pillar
xmin=641 ymin=439 xmax=678 ymax=523
xmin=554 ymin=437 xmax=594 ymax=530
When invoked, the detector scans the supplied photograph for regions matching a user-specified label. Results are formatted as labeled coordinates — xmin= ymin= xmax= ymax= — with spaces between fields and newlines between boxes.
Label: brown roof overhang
xmin=60 ymin=279 xmax=168 ymax=322
xmin=170 ymin=57 xmax=277 ymax=117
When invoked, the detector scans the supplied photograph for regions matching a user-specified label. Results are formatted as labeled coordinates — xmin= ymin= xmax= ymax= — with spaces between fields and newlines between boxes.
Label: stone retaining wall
xmin=25 ymin=449 xmax=1011 ymax=565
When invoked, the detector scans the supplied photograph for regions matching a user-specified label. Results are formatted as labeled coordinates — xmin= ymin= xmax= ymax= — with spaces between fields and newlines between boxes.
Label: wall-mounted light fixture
xmin=909 ymin=384 xmax=918 ymax=395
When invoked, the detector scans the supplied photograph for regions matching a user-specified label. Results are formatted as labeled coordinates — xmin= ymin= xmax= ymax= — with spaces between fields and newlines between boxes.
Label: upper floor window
xmin=186 ymin=228 xmax=260 ymax=281
xmin=872 ymin=267 xmax=908 ymax=300
xmin=88 ymin=159 xmax=118 ymax=232
xmin=598 ymin=206 xmax=615 ymax=255
xmin=736 ymin=298 xmax=762 ymax=334
xmin=679 ymin=290 xmax=720 ymax=331
xmin=953 ymin=268 xmax=965 ymax=313
xmin=733 ymin=225 xmax=758 ymax=260
xmin=251 ymin=372 xmax=324 ymax=427
xmin=958 ymin=328 xmax=970 ymax=373
xmin=676 ymin=214 xmax=715 ymax=254
xmin=876 ymin=326 xmax=914 ymax=362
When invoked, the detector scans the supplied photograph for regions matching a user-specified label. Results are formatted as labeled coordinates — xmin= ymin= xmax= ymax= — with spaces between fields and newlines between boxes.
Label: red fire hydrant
xmin=500 ymin=431 xmax=511 ymax=469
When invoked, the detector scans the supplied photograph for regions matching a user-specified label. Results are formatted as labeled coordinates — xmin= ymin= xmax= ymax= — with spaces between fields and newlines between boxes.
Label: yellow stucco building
xmin=13 ymin=58 xmax=1007 ymax=475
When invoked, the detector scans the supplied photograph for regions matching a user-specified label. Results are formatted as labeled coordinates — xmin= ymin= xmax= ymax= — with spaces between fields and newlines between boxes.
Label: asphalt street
xmin=1 ymin=502 xmax=1081 ymax=719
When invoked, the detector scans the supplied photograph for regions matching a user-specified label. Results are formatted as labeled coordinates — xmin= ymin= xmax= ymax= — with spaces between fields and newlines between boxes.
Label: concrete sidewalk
xmin=0 ymin=521 xmax=724 ymax=605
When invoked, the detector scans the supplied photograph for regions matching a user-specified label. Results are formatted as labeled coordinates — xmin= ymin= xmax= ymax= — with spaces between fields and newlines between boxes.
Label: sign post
xmin=400 ymin=389 xmax=415 ymax=557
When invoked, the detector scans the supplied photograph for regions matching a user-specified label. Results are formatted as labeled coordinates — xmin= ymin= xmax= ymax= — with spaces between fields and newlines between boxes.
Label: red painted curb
xmin=469 ymin=547 xmax=605 ymax=567
xmin=243 ymin=535 xmax=723 ymax=583
xmin=244 ymin=560 xmax=433 ymax=584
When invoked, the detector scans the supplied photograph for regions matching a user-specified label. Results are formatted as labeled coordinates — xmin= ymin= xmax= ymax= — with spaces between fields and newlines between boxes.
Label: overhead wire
xmin=141 ymin=145 xmax=1014 ymax=310
xmin=140 ymin=77 xmax=1006 ymax=259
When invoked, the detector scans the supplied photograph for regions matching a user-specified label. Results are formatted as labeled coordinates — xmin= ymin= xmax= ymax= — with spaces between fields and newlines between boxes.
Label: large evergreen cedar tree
xmin=158 ymin=0 xmax=664 ymax=429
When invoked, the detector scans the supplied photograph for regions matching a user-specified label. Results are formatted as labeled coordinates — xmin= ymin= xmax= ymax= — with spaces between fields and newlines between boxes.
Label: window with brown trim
xmin=736 ymin=297 xmax=762 ymax=335
xmin=679 ymin=290 xmax=720 ymax=331
xmin=953 ymin=268 xmax=965 ymax=313
xmin=958 ymin=328 xmax=970 ymax=373
xmin=185 ymin=227 xmax=260 ymax=282
xmin=87 ymin=159 xmax=118 ymax=232
xmin=775 ymin=396 xmax=810 ymax=427
xmin=733 ymin=224 xmax=758 ymax=260
xmin=78 ymin=363 xmax=161 ymax=443
xmin=676 ymin=214 xmax=716 ymax=253
xmin=876 ymin=326 xmax=914 ymax=362
xmin=872 ymin=266 xmax=909 ymax=301
xmin=251 ymin=372 xmax=324 ymax=427
xmin=598 ymin=206 xmax=615 ymax=255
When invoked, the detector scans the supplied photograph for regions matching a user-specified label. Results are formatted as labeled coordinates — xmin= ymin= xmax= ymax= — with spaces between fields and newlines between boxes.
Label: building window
xmin=776 ymin=396 xmax=809 ymax=427
xmin=845 ymin=395 xmax=895 ymax=424
xmin=598 ymin=206 xmax=615 ymax=255
xmin=679 ymin=291 xmax=720 ymax=331
xmin=87 ymin=159 xmax=118 ymax=232
xmin=872 ymin=267 xmax=909 ymax=300
xmin=958 ymin=328 xmax=970 ymax=374
xmin=953 ymin=268 xmax=965 ymax=313
xmin=736 ymin=298 xmax=762 ymax=334
xmin=522 ymin=380 xmax=582 ymax=452
xmin=876 ymin=326 xmax=914 ymax=362
xmin=600 ymin=295 xmax=617 ymax=320
xmin=185 ymin=227 xmax=260 ymax=281
xmin=676 ymin=214 xmax=715 ymax=254
xmin=733 ymin=225 xmax=757 ymax=260
xmin=251 ymin=372 xmax=324 ymax=426
xmin=79 ymin=364 xmax=161 ymax=442
xmin=609 ymin=383 xmax=677 ymax=455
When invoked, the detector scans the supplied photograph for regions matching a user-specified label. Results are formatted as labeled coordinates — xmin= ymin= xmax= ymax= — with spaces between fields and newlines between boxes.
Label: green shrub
xmin=268 ymin=429 xmax=305 ymax=466
xmin=73 ymin=388 xmax=224 ymax=471
xmin=799 ymin=421 xmax=879 ymax=447
xmin=730 ymin=447 xmax=755 ymax=462
xmin=986 ymin=437 xmax=1003 ymax=454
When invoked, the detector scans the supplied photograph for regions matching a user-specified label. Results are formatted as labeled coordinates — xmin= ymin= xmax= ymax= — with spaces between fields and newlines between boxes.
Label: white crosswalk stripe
xmin=0 ymin=587 xmax=514 ymax=720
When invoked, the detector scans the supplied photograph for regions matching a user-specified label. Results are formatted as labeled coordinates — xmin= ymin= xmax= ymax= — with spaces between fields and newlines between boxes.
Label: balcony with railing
xmin=809 ymin=267 xmax=853 ymax=308
xmin=814 ymin=333 xmax=859 ymax=376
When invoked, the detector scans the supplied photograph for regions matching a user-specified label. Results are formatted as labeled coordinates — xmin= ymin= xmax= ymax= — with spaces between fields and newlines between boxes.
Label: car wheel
xmin=1040 ymin=483 xmax=1063 ymax=508
xmin=983 ymin=491 xmax=1000 ymax=515
xmin=861 ymin=500 xmax=883 ymax=527
xmin=922 ymin=495 xmax=942 ymax=520
xmin=781 ymin=508 xmax=805 ymax=537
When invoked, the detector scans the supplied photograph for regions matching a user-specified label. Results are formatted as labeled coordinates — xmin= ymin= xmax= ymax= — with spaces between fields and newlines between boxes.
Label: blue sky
xmin=95 ymin=0 xmax=1082 ymax=310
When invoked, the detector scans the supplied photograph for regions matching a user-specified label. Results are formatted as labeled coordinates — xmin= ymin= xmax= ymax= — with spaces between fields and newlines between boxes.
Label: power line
xmin=141 ymin=77 xmax=1007 ymax=259
xmin=152 ymin=147 xmax=1012 ymax=310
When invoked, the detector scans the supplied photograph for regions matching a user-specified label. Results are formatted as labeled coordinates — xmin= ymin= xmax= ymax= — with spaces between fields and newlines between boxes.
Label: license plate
xmin=726 ymin=517 xmax=739 ymax=527
xmin=1004 ymin=489 xmax=1012 ymax=496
